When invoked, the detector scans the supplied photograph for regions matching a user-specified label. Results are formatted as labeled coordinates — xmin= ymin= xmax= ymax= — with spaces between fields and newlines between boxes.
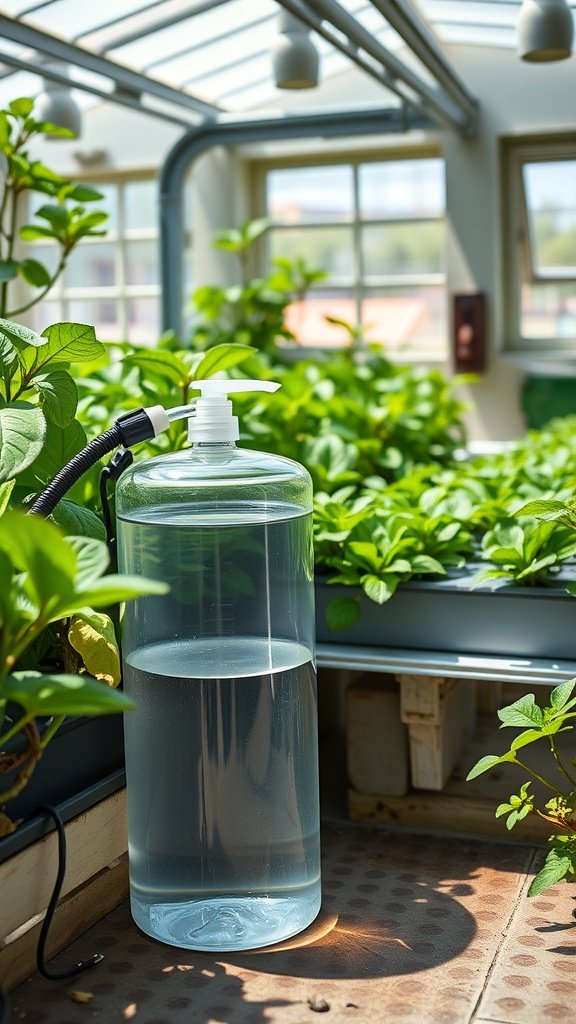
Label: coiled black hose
xmin=27 ymin=425 xmax=123 ymax=519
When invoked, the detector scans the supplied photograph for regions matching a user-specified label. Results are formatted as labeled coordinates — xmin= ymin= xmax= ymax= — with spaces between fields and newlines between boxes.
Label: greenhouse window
xmin=259 ymin=153 xmax=446 ymax=357
xmin=27 ymin=174 xmax=163 ymax=345
xmin=504 ymin=140 xmax=576 ymax=354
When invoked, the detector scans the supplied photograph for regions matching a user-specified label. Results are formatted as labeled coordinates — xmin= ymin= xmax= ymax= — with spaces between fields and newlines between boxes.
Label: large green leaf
xmin=68 ymin=535 xmax=110 ymax=589
xmin=50 ymin=500 xmax=106 ymax=540
xmin=3 ymin=671 xmax=135 ymax=716
xmin=0 ymin=318 xmax=45 ymax=349
xmin=76 ymin=575 xmax=169 ymax=609
xmin=193 ymin=343 xmax=256 ymax=379
xmin=19 ymin=258 xmax=52 ymax=288
xmin=498 ymin=694 xmax=544 ymax=729
xmin=0 ymin=510 xmax=76 ymax=616
xmin=33 ymin=369 xmax=78 ymax=426
xmin=0 ymin=407 xmax=46 ymax=482
xmin=549 ymin=679 xmax=576 ymax=712
xmin=465 ymin=752 xmax=516 ymax=780
xmin=528 ymin=849 xmax=575 ymax=897
xmin=123 ymin=349 xmax=184 ymax=386
xmin=325 ymin=596 xmax=360 ymax=631
xmin=39 ymin=322 xmax=105 ymax=364
xmin=0 ymin=479 xmax=14 ymax=516
xmin=25 ymin=417 xmax=86 ymax=485
xmin=0 ymin=259 xmax=19 ymax=282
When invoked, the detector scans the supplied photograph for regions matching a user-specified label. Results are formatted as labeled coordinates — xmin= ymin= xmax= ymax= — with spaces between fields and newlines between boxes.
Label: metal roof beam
xmin=368 ymin=0 xmax=477 ymax=118
xmin=0 ymin=49 xmax=198 ymax=128
xmin=275 ymin=0 xmax=477 ymax=134
xmin=0 ymin=13 xmax=219 ymax=119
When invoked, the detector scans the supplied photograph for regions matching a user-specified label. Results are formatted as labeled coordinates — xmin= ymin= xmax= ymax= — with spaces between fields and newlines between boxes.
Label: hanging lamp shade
xmin=271 ymin=11 xmax=319 ymax=89
xmin=35 ymin=77 xmax=82 ymax=137
xmin=517 ymin=0 xmax=574 ymax=62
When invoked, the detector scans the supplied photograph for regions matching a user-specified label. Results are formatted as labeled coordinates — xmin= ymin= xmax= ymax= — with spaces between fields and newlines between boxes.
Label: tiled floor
xmin=11 ymin=824 xmax=576 ymax=1024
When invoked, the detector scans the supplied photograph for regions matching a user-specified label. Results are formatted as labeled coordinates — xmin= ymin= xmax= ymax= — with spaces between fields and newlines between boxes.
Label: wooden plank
xmin=1 ymin=855 xmax=129 ymax=992
xmin=0 ymin=788 xmax=127 ymax=938
xmin=346 ymin=674 xmax=409 ymax=797
xmin=348 ymin=788 xmax=551 ymax=842
xmin=399 ymin=675 xmax=476 ymax=790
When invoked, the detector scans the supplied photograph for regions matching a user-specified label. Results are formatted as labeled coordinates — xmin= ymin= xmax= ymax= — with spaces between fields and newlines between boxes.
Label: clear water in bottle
xmin=118 ymin=506 xmax=321 ymax=951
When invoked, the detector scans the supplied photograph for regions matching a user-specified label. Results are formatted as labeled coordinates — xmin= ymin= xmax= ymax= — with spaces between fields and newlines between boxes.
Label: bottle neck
xmin=190 ymin=441 xmax=237 ymax=452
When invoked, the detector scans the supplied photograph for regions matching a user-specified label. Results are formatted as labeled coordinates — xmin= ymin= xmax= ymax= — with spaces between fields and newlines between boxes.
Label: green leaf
xmin=35 ymin=121 xmax=75 ymax=139
xmin=0 ymin=510 xmax=76 ymax=615
xmin=50 ymin=500 xmax=106 ymax=541
xmin=0 ymin=407 xmax=46 ymax=482
xmin=516 ymin=499 xmax=572 ymax=522
xmin=65 ymin=184 xmax=103 ymax=202
xmin=75 ymin=575 xmax=169 ymax=609
xmin=123 ymin=349 xmax=184 ymax=386
xmin=19 ymin=225 xmax=58 ymax=242
xmin=498 ymin=694 xmax=544 ymax=729
xmin=411 ymin=554 xmax=446 ymax=575
xmin=528 ymin=849 xmax=574 ymax=897
xmin=0 ymin=259 xmax=19 ymax=282
xmin=39 ymin=322 xmax=105 ymax=364
xmin=193 ymin=343 xmax=257 ymax=379
xmin=550 ymin=679 xmax=576 ymax=712
xmin=510 ymin=728 xmax=545 ymax=752
xmin=35 ymin=204 xmax=69 ymax=232
xmin=33 ymin=369 xmax=78 ymax=427
xmin=0 ymin=317 xmax=45 ymax=349
xmin=325 ymin=596 xmax=360 ymax=632
xmin=348 ymin=542 xmax=380 ymax=570
xmin=68 ymin=536 xmax=110 ymax=589
xmin=0 ymin=479 xmax=14 ymax=516
xmin=68 ymin=612 xmax=121 ymax=687
xmin=361 ymin=573 xmax=397 ymax=604
xmin=4 ymin=670 xmax=135 ymax=716
xmin=9 ymin=97 xmax=34 ymax=117
xmin=466 ymin=752 xmax=515 ymax=780
xmin=19 ymin=258 xmax=52 ymax=288
xmin=25 ymin=417 xmax=86 ymax=485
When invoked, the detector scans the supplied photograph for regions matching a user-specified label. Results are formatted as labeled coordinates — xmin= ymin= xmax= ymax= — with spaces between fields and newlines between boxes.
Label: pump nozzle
xmin=187 ymin=378 xmax=281 ymax=443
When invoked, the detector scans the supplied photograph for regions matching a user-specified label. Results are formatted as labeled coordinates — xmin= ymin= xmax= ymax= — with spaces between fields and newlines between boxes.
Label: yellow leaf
xmin=68 ymin=611 xmax=121 ymax=687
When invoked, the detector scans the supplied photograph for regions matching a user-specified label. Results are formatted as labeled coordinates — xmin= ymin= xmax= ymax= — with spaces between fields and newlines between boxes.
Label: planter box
xmin=2 ymin=714 xmax=125 ymax=858
xmin=0 ymin=785 xmax=128 ymax=992
xmin=315 ymin=570 xmax=576 ymax=660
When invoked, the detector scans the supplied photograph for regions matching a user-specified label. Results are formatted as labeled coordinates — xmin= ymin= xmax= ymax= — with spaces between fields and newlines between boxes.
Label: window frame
xmin=27 ymin=168 xmax=161 ymax=344
xmin=249 ymin=144 xmax=447 ymax=359
xmin=503 ymin=135 xmax=576 ymax=357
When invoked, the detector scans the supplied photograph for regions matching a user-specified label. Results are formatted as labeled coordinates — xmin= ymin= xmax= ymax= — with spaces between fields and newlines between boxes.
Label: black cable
xmin=100 ymin=449 xmax=134 ymax=565
xmin=28 ymin=425 xmax=123 ymax=519
xmin=35 ymin=805 xmax=104 ymax=981
xmin=0 ymin=986 xmax=10 ymax=1024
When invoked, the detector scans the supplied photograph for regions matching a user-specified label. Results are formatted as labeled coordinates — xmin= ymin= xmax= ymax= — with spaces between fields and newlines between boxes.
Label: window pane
xmin=362 ymin=222 xmax=444 ymax=276
xmin=361 ymin=287 xmax=447 ymax=351
xmin=521 ymin=282 xmax=576 ymax=340
xmin=523 ymin=160 xmax=576 ymax=273
xmin=90 ymin=184 xmax=118 ymax=234
xmin=65 ymin=244 xmax=117 ymax=288
xmin=269 ymin=227 xmax=354 ymax=280
xmin=68 ymin=299 xmax=123 ymax=341
xmin=31 ymin=301 xmax=63 ymax=334
xmin=126 ymin=240 xmax=159 ymax=285
xmin=128 ymin=298 xmax=159 ymax=345
xmin=359 ymin=159 xmax=445 ymax=218
xmin=124 ymin=180 xmax=158 ymax=231
xmin=26 ymin=244 xmax=61 ymax=282
xmin=284 ymin=289 xmax=355 ymax=347
xmin=267 ymin=166 xmax=354 ymax=224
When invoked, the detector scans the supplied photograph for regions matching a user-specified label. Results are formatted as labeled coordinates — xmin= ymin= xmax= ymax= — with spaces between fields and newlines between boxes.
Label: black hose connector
xmin=27 ymin=407 xmax=159 ymax=520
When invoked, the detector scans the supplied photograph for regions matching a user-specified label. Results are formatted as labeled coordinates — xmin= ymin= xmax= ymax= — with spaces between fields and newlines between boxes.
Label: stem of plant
xmin=549 ymin=736 xmax=576 ymax=789
xmin=513 ymin=757 xmax=561 ymax=794
xmin=39 ymin=715 xmax=65 ymax=750
xmin=0 ymin=712 xmax=35 ymax=748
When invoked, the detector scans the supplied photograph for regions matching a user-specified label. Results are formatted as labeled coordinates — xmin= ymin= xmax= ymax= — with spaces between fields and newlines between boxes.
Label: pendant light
xmin=271 ymin=11 xmax=320 ymax=89
xmin=517 ymin=0 xmax=574 ymax=62
xmin=35 ymin=69 xmax=82 ymax=137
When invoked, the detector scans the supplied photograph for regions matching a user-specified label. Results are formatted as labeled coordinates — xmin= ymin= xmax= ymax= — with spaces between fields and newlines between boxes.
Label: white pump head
xmin=188 ymin=379 xmax=280 ymax=443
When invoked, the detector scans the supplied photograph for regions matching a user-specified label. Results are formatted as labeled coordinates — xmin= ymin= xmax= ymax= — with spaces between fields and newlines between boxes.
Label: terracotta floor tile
xmin=12 ymin=825 xmax=535 ymax=1024
xmin=475 ymin=866 xmax=576 ymax=1024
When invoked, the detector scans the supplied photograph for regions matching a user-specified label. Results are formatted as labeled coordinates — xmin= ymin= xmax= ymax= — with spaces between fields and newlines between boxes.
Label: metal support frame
xmin=159 ymin=106 xmax=432 ymax=338
xmin=275 ymin=0 xmax=478 ymax=134
xmin=0 ymin=50 xmax=197 ymax=128
xmin=0 ymin=13 xmax=220 ymax=120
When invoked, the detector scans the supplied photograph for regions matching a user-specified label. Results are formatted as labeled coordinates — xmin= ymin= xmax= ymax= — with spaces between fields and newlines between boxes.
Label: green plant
xmin=0 ymin=97 xmax=108 ymax=319
xmin=472 ymin=519 xmax=576 ymax=587
xmin=467 ymin=681 xmax=576 ymax=896
xmin=0 ymin=509 xmax=167 ymax=833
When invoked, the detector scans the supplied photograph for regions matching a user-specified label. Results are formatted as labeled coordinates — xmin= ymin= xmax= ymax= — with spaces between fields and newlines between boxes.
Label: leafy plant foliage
xmin=467 ymin=682 xmax=576 ymax=896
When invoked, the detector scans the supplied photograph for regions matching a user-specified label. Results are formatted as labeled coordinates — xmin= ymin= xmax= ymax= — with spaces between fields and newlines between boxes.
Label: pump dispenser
xmin=115 ymin=379 xmax=321 ymax=951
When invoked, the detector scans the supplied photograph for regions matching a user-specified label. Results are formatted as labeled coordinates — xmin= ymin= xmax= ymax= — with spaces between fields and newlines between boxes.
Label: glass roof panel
xmin=19 ymin=0 xmax=151 ymax=39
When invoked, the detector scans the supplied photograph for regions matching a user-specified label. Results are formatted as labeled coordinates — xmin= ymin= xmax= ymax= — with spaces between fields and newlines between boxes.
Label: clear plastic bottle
xmin=115 ymin=380 xmax=321 ymax=951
